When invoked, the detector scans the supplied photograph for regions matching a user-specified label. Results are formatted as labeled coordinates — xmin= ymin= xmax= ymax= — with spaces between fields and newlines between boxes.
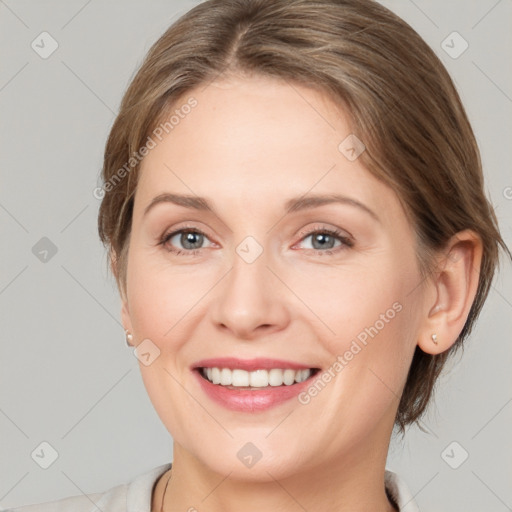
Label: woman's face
xmin=121 ymin=74 xmax=428 ymax=480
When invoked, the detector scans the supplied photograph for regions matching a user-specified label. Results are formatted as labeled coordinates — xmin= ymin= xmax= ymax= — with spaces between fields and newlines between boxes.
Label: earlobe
xmin=417 ymin=230 xmax=483 ymax=355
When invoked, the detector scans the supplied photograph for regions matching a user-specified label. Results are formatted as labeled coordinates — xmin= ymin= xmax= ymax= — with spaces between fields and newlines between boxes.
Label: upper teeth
xmin=202 ymin=367 xmax=312 ymax=387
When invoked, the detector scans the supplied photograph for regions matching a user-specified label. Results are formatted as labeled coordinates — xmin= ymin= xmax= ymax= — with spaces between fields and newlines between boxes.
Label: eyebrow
xmin=143 ymin=192 xmax=380 ymax=223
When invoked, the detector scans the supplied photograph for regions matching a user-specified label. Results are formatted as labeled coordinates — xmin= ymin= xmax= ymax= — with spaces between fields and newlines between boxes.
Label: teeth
xmin=201 ymin=367 xmax=313 ymax=387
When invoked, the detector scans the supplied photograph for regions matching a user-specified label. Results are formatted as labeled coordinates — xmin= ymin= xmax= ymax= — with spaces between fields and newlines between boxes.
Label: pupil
xmin=313 ymin=233 xmax=334 ymax=250
xmin=182 ymin=232 xmax=203 ymax=249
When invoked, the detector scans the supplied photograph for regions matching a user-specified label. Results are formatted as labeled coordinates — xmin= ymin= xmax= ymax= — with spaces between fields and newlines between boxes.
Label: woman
xmin=11 ymin=0 xmax=509 ymax=511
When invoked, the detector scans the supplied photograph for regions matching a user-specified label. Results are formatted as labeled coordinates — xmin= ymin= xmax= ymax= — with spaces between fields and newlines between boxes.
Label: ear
xmin=110 ymin=250 xmax=134 ymax=338
xmin=120 ymin=298 xmax=133 ymax=343
xmin=417 ymin=229 xmax=483 ymax=355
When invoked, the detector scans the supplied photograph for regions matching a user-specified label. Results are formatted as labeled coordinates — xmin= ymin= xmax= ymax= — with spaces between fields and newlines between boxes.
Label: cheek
xmin=125 ymin=252 xmax=207 ymax=440
xmin=292 ymin=252 xmax=420 ymax=397
xmin=125 ymin=246 xmax=206 ymax=345
xmin=287 ymin=258 xmax=411 ymax=345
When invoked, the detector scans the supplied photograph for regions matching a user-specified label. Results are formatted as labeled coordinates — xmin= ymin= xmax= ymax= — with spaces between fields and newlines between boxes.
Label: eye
xmin=159 ymin=227 xmax=214 ymax=256
xmin=295 ymin=227 xmax=353 ymax=253
xmin=158 ymin=225 xmax=353 ymax=257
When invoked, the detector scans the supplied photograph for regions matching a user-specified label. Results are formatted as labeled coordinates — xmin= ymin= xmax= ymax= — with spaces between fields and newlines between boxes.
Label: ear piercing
xmin=431 ymin=333 xmax=438 ymax=345
xmin=125 ymin=330 xmax=133 ymax=347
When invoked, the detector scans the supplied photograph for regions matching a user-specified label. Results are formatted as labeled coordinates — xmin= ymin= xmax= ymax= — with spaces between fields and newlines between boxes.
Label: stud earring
xmin=125 ymin=330 xmax=133 ymax=347
xmin=431 ymin=333 xmax=438 ymax=345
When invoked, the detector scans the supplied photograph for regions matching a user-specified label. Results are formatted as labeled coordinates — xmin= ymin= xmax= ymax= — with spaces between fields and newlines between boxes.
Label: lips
xmin=192 ymin=357 xmax=316 ymax=372
xmin=191 ymin=357 xmax=321 ymax=412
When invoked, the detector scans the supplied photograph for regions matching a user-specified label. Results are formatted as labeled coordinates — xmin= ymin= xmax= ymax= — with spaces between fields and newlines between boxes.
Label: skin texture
xmin=116 ymin=74 xmax=482 ymax=512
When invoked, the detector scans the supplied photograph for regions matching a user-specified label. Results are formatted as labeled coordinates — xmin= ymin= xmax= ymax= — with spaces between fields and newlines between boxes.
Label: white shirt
xmin=8 ymin=463 xmax=420 ymax=511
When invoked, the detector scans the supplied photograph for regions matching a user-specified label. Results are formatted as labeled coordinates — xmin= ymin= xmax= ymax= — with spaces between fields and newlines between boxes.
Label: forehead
xmin=135 ymin=75 xmax=403 ymax=225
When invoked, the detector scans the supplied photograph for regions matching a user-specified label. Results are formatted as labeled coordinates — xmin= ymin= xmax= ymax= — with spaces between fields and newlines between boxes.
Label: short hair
xmin=97 ymin=0 xmax=509 ymax=435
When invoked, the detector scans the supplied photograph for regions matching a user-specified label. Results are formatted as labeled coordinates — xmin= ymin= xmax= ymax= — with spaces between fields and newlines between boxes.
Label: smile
xmin=191 ymin=358 xmax=321 ymax=412
xmin=199 ymin=367 xmax=317 ymax=388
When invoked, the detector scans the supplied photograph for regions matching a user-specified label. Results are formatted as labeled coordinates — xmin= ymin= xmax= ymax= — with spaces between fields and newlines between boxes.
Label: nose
xmin=210 ymin=244 xmax=290 ymax=341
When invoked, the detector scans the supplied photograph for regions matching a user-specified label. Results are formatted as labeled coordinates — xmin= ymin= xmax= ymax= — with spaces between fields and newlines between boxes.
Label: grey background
xmin=1 ymin=0 xmax=511 ymax=510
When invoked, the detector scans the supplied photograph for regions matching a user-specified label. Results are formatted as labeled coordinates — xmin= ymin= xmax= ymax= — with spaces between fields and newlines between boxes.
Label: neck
xmin=158 ymin=421 xmax=398 ymax=512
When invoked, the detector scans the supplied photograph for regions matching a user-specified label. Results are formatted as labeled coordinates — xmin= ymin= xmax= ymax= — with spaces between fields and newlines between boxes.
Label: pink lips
xmin=192 ymin=357 xmax=319 ymax=412
xmin=192 ymin=357 xmax=313 ymax=372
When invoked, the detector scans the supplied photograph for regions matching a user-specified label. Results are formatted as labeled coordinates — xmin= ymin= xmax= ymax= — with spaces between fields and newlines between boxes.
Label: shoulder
xmin=7 ymin=463 xmax=172 ymax=512
xmin=7 ymin=485 xmax=126 ymax=512
xmin=385 ymin=469 xmax=421 ymax=512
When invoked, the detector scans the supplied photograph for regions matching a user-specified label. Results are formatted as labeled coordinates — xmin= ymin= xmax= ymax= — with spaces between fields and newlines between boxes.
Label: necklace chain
xmin=160 ymin=469 xmax=173 ymax=512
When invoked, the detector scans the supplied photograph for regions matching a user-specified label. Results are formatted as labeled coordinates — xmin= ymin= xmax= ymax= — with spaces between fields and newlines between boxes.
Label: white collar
xmin=385 ymin=469 xmax=421 ymax=512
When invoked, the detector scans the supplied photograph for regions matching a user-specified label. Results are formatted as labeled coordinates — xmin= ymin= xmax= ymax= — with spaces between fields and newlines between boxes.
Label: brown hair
xmin=97 ymin=0 xmax=509 ymax=435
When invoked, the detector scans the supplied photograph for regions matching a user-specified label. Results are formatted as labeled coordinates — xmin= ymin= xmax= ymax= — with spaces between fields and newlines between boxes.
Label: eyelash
xmin=158 ymin=225 xmax=354 ymax=257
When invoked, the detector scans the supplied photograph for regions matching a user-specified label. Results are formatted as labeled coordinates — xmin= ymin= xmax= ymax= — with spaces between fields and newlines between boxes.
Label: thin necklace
xmin=160 ymin=469 xmax=172 ymax=512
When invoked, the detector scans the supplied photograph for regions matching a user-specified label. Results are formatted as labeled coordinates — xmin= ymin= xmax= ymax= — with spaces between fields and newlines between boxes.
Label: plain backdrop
xmin=1 ymin=1 xmax=511 ymax=510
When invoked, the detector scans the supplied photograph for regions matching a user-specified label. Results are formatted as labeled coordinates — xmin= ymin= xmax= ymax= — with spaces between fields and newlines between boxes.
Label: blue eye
xmin=159 ymin=226 xmax=353 ymax=257
xmin=298 ymin=228 xmax=352 ymax=251
xmin=160 ymin=228 xmax=213 ymax=256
